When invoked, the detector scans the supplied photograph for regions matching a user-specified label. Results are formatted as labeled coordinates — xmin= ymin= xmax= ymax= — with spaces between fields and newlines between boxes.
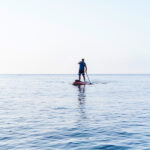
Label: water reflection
xmin=78 ymin=85 xmax=86 ymax=103
xmin=77 ymin=85 xmax=87 ymax=120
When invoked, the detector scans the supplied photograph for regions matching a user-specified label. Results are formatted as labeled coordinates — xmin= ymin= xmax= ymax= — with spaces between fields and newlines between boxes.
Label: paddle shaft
xmin=86 ymin=73 xmax=92 ymax=84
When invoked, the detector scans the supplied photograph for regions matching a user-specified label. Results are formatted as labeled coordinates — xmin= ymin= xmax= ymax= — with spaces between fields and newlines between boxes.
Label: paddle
xmin=86 ymin=72 xmax=92 ymax=84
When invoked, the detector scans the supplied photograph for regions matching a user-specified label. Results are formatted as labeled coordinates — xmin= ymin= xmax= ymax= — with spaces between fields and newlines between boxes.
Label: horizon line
xmin=0 ymin=73 xmax=150 ymax=75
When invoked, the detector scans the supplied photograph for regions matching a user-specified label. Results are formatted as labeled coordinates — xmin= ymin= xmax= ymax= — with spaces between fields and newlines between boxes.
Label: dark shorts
xmin=79 ymin=70 xmax=85 ymax=76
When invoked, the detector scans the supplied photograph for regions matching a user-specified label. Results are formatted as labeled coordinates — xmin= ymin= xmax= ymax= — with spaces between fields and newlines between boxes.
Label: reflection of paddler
xmin=78 ymin=85 xmax=85 ymax=93
xmin=77 ymin=85 xmax=87 ymax=121
xmin=78 ymin=85 xmax=86 ymax=103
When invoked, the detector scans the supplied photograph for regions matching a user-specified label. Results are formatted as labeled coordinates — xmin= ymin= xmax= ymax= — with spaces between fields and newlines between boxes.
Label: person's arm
xmin=78 ymin=61 xmax=81 ymax=64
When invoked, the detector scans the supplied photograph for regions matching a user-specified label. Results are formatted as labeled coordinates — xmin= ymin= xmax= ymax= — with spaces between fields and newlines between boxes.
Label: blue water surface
xmin=0 ymin=74 xmax=150 ymax=150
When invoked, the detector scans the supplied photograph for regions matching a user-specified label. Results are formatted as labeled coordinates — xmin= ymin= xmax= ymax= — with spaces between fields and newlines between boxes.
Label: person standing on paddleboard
xmin=78 ymin=59 xmax=87 ymax=82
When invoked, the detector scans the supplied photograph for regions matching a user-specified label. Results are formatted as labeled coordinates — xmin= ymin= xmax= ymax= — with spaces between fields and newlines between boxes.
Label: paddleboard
xmin=72 ymin=80 xmax=87 ymax=85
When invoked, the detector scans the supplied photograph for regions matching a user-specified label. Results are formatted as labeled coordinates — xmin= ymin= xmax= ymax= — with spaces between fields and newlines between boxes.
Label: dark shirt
xmin=79 ymin=62 xmax=86 ymax=71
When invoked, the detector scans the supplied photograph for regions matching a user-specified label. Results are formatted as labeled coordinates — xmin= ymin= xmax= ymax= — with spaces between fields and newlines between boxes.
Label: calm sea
xmin=0 ymin=74 xmax=150 ymax=150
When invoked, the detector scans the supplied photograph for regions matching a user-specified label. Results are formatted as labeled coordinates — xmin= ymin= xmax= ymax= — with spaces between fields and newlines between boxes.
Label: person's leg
xmin=82 ymin=74 xmax=85 ymax=82
xmin=79 ymin=71 xmax=81 ymax=81
xmin=79 ymin=74 xmax=81 ymax=81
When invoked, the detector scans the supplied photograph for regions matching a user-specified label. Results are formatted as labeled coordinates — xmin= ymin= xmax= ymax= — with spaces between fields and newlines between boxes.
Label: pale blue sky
xmin=0 ymin=0 xmax=150 ymax=73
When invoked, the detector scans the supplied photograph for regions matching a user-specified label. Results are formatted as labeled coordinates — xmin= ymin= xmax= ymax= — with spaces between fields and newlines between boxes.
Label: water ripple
xmin=0 ymin=74 xmax=150 ymax=149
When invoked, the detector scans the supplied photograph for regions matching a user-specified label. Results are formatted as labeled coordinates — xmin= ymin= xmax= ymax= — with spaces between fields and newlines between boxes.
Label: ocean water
xmin=0 ymin=74 xmax=150 ymax=150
